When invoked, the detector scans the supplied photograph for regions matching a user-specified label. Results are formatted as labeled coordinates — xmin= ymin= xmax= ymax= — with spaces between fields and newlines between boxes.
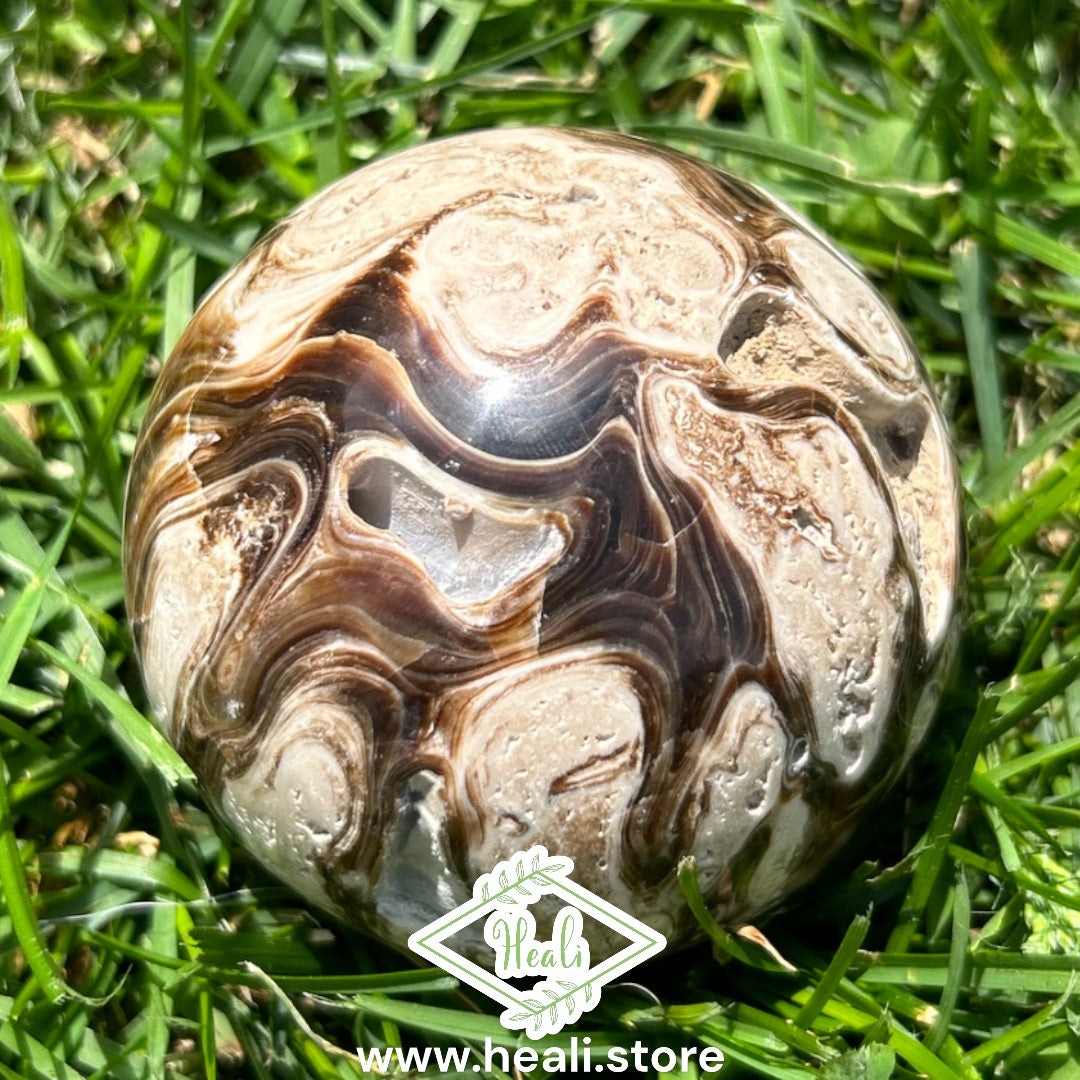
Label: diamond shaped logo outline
xmin=407 ymin=845 xmax=667 ymax=1038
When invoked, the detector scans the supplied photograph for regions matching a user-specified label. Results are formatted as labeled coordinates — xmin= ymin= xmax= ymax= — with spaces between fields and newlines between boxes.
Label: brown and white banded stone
xmin=123 ymin=128 xmax=961 ymax=957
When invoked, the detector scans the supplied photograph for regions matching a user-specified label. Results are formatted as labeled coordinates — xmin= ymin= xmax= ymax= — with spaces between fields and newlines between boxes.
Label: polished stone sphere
xmin=123 ymin=128 xmax=961 ymax=956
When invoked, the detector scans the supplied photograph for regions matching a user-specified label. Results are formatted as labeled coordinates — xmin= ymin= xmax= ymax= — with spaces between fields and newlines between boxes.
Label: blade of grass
xmin=964 ymin=978 xmax=1077 ymax=1067
xmin=0 ymin=751 xmax=70 ymax=1006
xmin=936 ymin=0 xmax=1009 ymax=103
xmin=952 ymin=237 xmax=1003 ymax=470
xmin=318 ymin=0 xmax=350 ymax=182
xmin=984 ymin=652 xmax=1080 ymax=743
xmin=141 ymin=899 xmax=177 ymax=1077
xmin=0 ymin=192 xmax=28 ymax=388
xmin=0 ymin=513 xmax=76 ymax=708
xmin=979 ymin=466 xmax=1080 ymax=574
xmin=205 ymin=8 xmax=613 ymax=155
xmin=887 ymin=694 xmax=995 ymax=953
xmin=984 ymin=734 xmax=1080 ymax=784
xmin=347 ymin=994 xmax=518 ymax=1042
xmin=36 ymin=848 xmax=201 ymax=903
xmin=794 ymin=912 xmax=870 ymax=1028
xmin=747 ymin=22 xmax=798 ymax=145
xmin=30 ymin=638 xmax=194 ymax=789
xmin=224 ymin=0 xmax=310 ymax=114
xmin=423 ymin=0 xmax=485 ymax=79
xmin=962 ymin=193 xmax=1080 ymax=278
xmin=334 ymin=0 xmax=388 ymax=46
xmin=857 ymin=952 xmax=1080 ymax=994
xmin=198 ymin=987 xmax=217 ymax=1080
xmin=971 ymin=391 xmax=1080 ymax=506
xmin=634 ymin=16 xmax=697 ymax=93
xmin=925 ymin=865 xmax=971 ymax=1053
xmin=679 ymin=857 xmax=798 ymax=973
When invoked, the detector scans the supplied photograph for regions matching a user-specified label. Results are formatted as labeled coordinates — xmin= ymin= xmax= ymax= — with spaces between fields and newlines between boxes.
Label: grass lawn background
xmin=2 ymin=0 xmax=1080 ymax=1077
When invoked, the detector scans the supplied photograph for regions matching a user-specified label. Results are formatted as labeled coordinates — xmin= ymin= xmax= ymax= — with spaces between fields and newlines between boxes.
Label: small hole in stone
xmin=348 ymin=458 xmax=394 ymax=530
xmin=566 ymin=183 xmax=598 ymax=203
xmin=746 ymin=786 xmax=765 ymax=811
xmin=874 ymin=402 xmax=929 ymax=474
xmin=717 ymin=290 xmax=794 ymax=357
xmin=788 ymin=737 xmax=810 ymax=774
xmin=883 ymin=422 xmax=920 ymax=461
xmin=497 ymin=813 xmax=528 ymax=837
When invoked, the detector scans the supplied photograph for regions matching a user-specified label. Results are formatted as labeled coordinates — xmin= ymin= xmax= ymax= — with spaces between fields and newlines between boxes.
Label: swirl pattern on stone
xmin=124 ymin=128 xmax=961 ymax=955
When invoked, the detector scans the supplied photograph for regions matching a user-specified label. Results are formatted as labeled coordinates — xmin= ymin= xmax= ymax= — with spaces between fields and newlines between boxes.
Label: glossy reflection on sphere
xmin=123 ymin=128 xmax=961 ymax=956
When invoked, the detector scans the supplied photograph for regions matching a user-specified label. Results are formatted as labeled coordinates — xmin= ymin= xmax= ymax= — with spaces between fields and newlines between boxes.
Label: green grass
xmin=2 ymin=0 xmax=1080 ymax=1077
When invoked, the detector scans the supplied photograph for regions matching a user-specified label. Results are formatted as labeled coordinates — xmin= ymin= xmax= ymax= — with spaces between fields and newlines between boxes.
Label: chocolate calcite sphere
xmin=124 ymin=128 xmax=961 ymax=955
